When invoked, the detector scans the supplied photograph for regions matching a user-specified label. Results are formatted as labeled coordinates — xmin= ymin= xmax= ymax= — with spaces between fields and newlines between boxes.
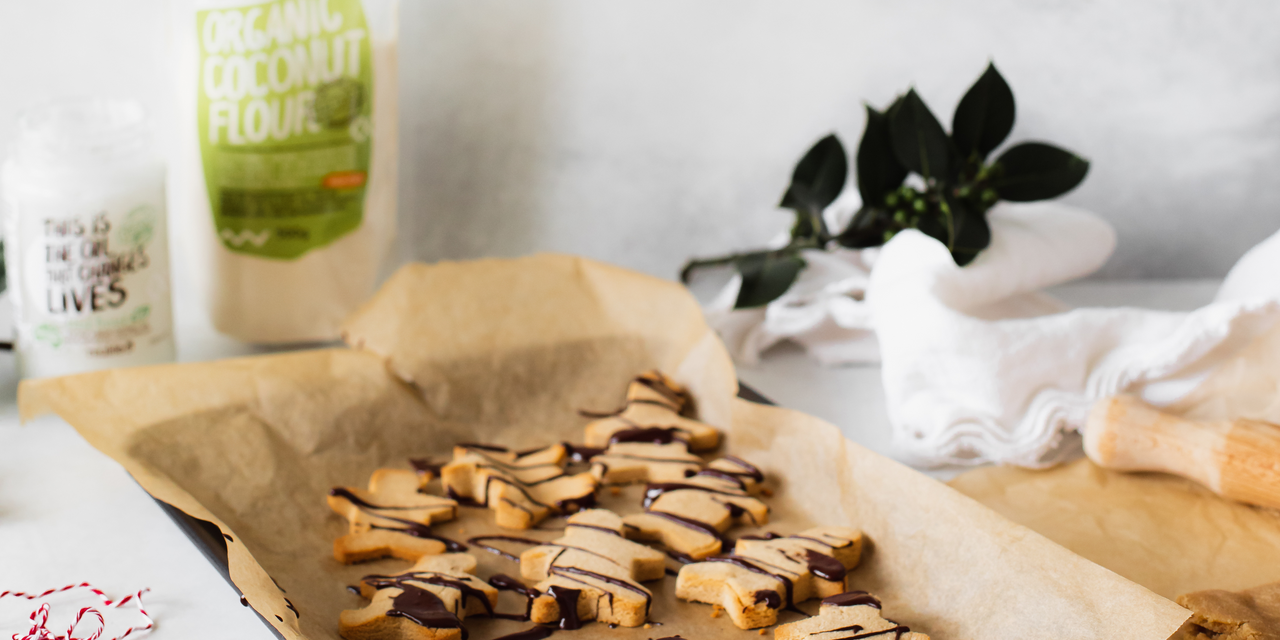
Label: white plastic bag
xmin=171 ymin=0 xmax=399 ymax=343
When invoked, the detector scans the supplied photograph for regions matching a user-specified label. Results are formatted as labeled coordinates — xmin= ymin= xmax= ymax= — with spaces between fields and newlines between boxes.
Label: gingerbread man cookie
xmin=589 ymin=441 xmax=703 ymax=485
xmin=583 ymin=372 xmax=720 ymax=452
xmin=329 ymin=468 xmax=459 ymax=564
xmin=441 ymin=443 xmax=598 ymax=529
xmin=522 ymin=509 xmax=666 ymax=583
xmin=522 ymin=509 xmax=661 ymax=628
xmin=775 ymin=591 xmax=930 ymax=640
xmin=622 ymin=464 xmax=770 ymax=560
xmin=340 ymin=553 xmax=497 ymax=640
xmin=675 ymin=526 xmax=863 ymax=629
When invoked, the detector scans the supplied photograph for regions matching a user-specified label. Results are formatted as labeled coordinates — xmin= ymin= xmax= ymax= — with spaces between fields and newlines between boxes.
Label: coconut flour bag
xmin=172 ymin=0 xmax=398 ymax=343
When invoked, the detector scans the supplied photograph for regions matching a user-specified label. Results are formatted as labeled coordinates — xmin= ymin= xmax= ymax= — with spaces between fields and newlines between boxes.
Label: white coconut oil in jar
xmin=1 ymin=99 xmax=176 ymax=378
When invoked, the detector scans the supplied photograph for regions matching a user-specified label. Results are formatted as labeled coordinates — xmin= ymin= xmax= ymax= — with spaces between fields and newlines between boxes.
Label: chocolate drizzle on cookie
xmin=822 ymin=591 xmax=882 ymax=609
xmin=641 ymin=478 xmax=760 ymax=510
xmin=545 ymin=585 xmax=582 ymax=629
xmin=829 ymin=626 xmax=912 ymax=639
xmin=641 ymin=511 xmax=726 ymax=543
xmin=548 ymin=565 xmax=653 ymax=617
xmin=467 ymin=535 xmax=622 ymax=568
xmin=328 ymin=487 xmax=439 ymax=513
xmin=609 ymin=426 xmax=684 ymax=445
xmin=385 ymin=583 xmax=466 ymax=637
xmin=736 ymin=532 xmax=783 ymax=543
xmin=625 ymin=460 xmax=769 ymax=551
xmin=446 ymin=444 xmax=598 ymax=517
xmin=704 ymin=554 xmax=796 ymax=608
xmin=328 ymin=487 xmax=468 ymax=551
xmin=487 ymin=574 xmax=537 ymax=621
xmin=563 ymin=443 xmax=605 ymax=463
xmin=707 ymin=532 xmax=852 ymax=608
xmin=489 ymin=574 xmax=539 ymax=599
xmin=363 ymin=572 xmax=495 ymax=618
xmin=753 ymin=589 xmax=783 ymax=608
xmin=467 ymin=535 xmax=542 ymax=562
xmin=565 ymin=522 xmax=622 ymax=537
xmin=718 ymin=455 xmax=765 ymax=484
xmin=804 ymin=548 xmax=847 ymax=582
xmin=409 ymin=458 xmax=444 ymax=477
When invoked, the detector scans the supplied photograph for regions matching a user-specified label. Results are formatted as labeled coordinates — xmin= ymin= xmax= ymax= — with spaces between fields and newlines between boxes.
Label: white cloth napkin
xmin=705 ymin=201 xmax=1280 ymax=467
xmin=868 ymin=203 xmax=1280 ymax=467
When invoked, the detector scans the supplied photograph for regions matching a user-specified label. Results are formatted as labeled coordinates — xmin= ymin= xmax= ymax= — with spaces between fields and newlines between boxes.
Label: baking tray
xmin=153 ymin=382 xmax=774 ymax=639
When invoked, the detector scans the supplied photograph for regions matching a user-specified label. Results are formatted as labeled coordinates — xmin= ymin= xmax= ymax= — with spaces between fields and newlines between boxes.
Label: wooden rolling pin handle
xmin=1084 ymin=395 xmax=1280 ymax=510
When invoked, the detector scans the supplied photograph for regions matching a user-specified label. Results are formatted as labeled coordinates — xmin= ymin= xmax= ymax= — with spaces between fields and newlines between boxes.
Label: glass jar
xmin=1 ymin=98 xmax=176 ymax=378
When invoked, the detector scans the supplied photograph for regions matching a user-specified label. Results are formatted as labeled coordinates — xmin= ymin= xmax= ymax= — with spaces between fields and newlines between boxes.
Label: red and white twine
xmin=0 ymin=583 xmax=152 ymax=640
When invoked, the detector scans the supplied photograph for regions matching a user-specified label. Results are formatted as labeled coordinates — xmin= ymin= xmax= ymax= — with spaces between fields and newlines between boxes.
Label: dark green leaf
xmin=836 ymin=207 xmax=894 ymax=248
xmin=990 ymin=142 xmax=1090 ymax=202
xmin=889 ymin=89 xmax=953 ymax=181
xmin=951 ymin=63 xmax=1016 ymax=160
xmin=947 ymin=196 xmax=991 ymax=266
xmin=856 ymin=106 xmax=908 ymax=208
xmin=779 ymin=134 xmax=848 ymax=214
xmin=734 ymin=251 xmax=805 ymax=309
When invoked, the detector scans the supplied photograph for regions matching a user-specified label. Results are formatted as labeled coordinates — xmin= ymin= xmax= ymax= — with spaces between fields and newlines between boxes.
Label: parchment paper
xmin=950 ymin=322 xmax=1280 ymax=602
xmin=19 ymin=254 xmax=1188 ymax=640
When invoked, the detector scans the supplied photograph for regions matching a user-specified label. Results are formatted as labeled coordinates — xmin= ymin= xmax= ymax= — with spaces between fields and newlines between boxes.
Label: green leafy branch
xmin=682 ymin=63 xmax=1090 ymax=309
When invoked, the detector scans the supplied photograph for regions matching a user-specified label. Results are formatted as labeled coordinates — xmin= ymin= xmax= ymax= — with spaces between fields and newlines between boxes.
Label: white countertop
xmin=0 ymin=279 xmax=1220 ymax=639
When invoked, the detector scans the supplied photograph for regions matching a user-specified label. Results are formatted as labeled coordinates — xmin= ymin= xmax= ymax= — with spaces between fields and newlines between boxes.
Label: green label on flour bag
xmin=196 ymin=0 xmax=373 ymax=259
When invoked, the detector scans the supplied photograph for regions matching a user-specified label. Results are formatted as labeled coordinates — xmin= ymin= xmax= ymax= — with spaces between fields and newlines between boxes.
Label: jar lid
xmin=10 ymin=98 xmax=150 ymax=170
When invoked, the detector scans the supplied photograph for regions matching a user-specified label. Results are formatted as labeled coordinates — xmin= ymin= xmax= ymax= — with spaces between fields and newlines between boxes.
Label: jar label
xmin=195 ymin=0 xmax=373 ymax=259
xmin=11 ymin=194 xmax=173 ymax=371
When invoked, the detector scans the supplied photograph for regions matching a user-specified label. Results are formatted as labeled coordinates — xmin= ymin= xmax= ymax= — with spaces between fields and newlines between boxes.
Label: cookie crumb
xmin=610 ymin=486 xmax=622 ymax=496
xmin=758 ymin=628 xmax=768 ymax=635
xmin=644 ymin=623 xmax=652 ymax=629
xmin=711 ymin=605 xmax=723 ymax=619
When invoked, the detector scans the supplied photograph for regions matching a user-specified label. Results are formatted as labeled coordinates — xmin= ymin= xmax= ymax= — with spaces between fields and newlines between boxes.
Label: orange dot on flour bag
xmin=322 ymin=171 xmax=368 ymax=190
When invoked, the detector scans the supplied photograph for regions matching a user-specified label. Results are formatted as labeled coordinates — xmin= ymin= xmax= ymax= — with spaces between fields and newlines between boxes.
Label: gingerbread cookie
xmin=340 ymin=553 xmax=497 ymax=640
xmin=1176 ymin=581 xmax=1280 ymax=640
xmin=589 ymin=441 xmax=703 ymax=485
xmin=329 ymin=468 xmax=459 ymax=563
xmin=583 ymin=372 xmax=720 ymax=452
xmin=628 ymin=370 xmax=695 ymax=411
xmin=441 ymin=443 xmax=598 ymax=529
xmin=522 ymin=509 xmax=666 ymax=583
xmin=706 ymin=455 xmax=765 ymax=490
xmin=334 ymin=529 xmax=454 ymax=564
xmin=675 ymin=526 xmax=863 ymax=629
xmin=622 ymin=464 xmax=770 ymax=560
xmin=520 ymin=509 xmax=659 ymax=628
xmin=776 ymin=591 xmax=930 ymax=640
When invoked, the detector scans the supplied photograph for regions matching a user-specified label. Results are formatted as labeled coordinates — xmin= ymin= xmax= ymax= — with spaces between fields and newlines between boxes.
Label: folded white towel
xmin=869 ymin=203 xmax=1280 ymax=467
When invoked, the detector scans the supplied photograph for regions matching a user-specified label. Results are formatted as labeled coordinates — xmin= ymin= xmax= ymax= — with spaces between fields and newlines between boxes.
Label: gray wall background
xmin=2 ymin=0 xmax=1278 ymax=283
